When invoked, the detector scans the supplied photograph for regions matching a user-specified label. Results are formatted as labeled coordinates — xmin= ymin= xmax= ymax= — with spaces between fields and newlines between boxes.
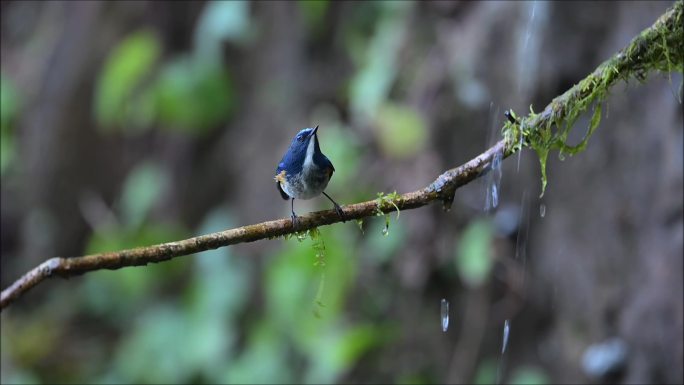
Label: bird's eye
xmin=297 ymin=135 xmax=304 ymax=142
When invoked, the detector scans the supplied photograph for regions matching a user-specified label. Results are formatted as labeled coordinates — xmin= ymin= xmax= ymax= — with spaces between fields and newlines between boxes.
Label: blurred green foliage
xmin=473 ymin=359 xmax=549 ymax=385
xmin=349 ymin=2 xmax=410 ymax=124
xmin=375 ymin=103 xmax=428 ymax=159
xmin=195 ymin=1 xmax=252 ymax=51
xmin=508 ymin=367 xmax=549 ymax=385
xmin=455 ymin=219 xmax=494 ymax=288
xmin=265 ymin=225 xmax=387 ymax=383
xmin=154 ymin=58 xmax=234 ymax=133
xmin=473 ymin=359 xmax=498 ymax=385
xmin=82 ymin=161 xmax=188 ymax=319
xmin=315 ymin=122 xmax=361 ymax=190
xmin=0 ymin=74 xmax=18 ymax=175
xmin=95 ymin=0 xmax=247 ymax=135
xmin=119 ymin=161 xmax=169 ymax=228
xmin=95 ymin=30 xmax=161 ymax=131
xmin=298 ymin=0 xmax=330 ymax=34
xmin=0 ymin=0 xmax=582 ymax=383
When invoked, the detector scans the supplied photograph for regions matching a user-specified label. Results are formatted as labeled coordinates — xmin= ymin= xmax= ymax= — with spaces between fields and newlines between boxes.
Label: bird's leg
xmin=290 ymin=198 xmax=299 ymax=228
xmin=322 ymin=192 xmax=346 ymax=222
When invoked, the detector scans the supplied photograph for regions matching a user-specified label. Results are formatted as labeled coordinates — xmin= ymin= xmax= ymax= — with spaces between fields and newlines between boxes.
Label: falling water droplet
xmin=381 ymin=224 xmax=389 ymax=236
xmin=581 ymin=337 xmax=628 ymax=379
xmin=356 ymin=219 xmax=365 ymax=234
xmin=539 ymin=203 xmax=546 ymax=218
xmin=517 ymin=124 xmax=524 ymax=172
xmin=442 ymin=192 xmax=455 ymax=212
xmin=501 ymin=319 xmax=510 ymax=354
xmin=440 ymin=299 xmax=449 ymax=332
xmin=442 ymin=198 xmax=453 ymax=212
xmin=485 ymin=150 xmax=503 ymax=212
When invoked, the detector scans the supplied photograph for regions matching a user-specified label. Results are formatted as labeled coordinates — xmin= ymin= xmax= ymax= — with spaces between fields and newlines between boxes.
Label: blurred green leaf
xmin=473 ymin=359 xmax=497 ymax=385
xmin=365 ymin=216 xmax=406 ymax=264
xmin=119 ymin=161 xmax=169 ymax=228
xmin=268 ymin=226 xmax=356 ymax=329
xmin=1 ymin=316 xmax=60 ymax=369
xmin=337 ymin=325 xmax=384 ymax=367
xmin=375 ymin=103 xmax=428 ymax=159
xmin=317 ymin=123 xmax=361 ymax=190
xmin=305 ymin=324 xmax=385 ymax=383
xmin=85 ymin=223 xmax=185 ymax=256
xmin=266 ymin=239 xmax=323 ymax=329
xmin=154 ymin=57 xmax=235 ymax=133
xmin=195 ymin=0 xmax=251 ymax=62
xmin=264 ymin=225 xmax=387 ymax=384
xmin=455 ymin=219 xmax=493 ymax=288
xmin=0 ymin=74 xmax=18 ymax=125
xmin=112 ymin=305 xmax=191 ymax=383
xmin=82 ymin=223 xmax=188 ymax=317
xmin=0 ymin=371 xmax=40 ymax=385
xmin=349 ymin=2 xmax=411 ymax=123
xmin=509 ymin=366 xmax=549 ymax=385
xmin=95 ymin=30 xmax=161 ymax=130
xmin=223 ymin=322 xmax=292 ymax=384
xmin=397 ymin=374 xmax=431 ymax=385
xmin=186 ymin=207 xmax=251 ymax=381
xmin=86 ymin=208 xmax=249 ymax=383
xmin=191 ymin=206 xmax=249 ymax=318
xmin=0 ymin=75 xmax=19 ymax=174
xmin=298 ymin=0 xmax=329 ymax=33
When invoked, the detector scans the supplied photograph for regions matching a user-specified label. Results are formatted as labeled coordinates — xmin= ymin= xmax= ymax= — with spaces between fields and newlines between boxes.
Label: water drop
xmin=356 ymin=219 xmax=365 ymax=234
xmin=539 ymin=203 xmax=546 ymax=218
xmin=581 ymin=338 xmax=628 ymax=379
xmin=381 ymin=224 xmax=389 ymax=236
xmin=501 ymin=319 xmax=510 ymax=354
xmin=485 ymin=150 xmax=503 ymax=212
xmin=517 ymin=124 xmax=524 ymax=172
xmin=440 ymin=299 xmax=449 ymax=332
xmin=442 ymin=197 xmax=454 ymax=212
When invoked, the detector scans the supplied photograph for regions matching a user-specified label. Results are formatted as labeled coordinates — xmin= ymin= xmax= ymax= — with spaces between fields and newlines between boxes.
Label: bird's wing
xmin=274 ymin=169 xmax=290 ymax=200
xmin=321 ymin=155 xmax=335 ymax=177
xmin=276 ymin=181 xmax=290 ymax=200
xmin=325 ymin=157 xmax=335 ymax=179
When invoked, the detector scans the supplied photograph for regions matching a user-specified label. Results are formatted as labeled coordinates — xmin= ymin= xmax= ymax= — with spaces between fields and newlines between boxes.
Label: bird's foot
xmin=333 ymin=203 xmax=346 ymax=222
xmin=290 ymin=213 xmax=299 ymax=228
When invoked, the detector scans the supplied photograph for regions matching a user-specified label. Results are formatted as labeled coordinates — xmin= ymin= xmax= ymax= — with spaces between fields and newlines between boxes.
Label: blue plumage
xmin=275 ymin=126 xmax=344 ymax=225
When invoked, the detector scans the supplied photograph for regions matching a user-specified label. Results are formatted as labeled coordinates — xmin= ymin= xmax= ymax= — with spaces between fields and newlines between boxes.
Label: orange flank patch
xmin=275 ymin=170 xmax=287 ymax=183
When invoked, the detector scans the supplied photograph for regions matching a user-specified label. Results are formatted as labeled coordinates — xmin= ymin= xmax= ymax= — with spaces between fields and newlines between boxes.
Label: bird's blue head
xmin=277 ymin=125 xmax=324 ymax=175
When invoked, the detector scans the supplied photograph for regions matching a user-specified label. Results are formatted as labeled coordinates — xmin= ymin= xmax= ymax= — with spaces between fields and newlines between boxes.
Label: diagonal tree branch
xmin=1 ymin=1 xmax=681 ymax=311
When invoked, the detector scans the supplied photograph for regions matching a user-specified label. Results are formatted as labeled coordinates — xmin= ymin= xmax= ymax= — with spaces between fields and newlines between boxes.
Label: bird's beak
xmin=311 ymin=125 xmax=319 ymax=137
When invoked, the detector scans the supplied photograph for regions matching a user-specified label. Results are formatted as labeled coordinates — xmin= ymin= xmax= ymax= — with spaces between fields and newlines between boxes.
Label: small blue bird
xmin=275 ymin=125 xmax=345 ymax=226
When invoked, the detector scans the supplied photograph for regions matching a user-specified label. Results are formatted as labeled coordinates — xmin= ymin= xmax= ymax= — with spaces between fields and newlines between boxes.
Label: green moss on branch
xmin=503 ymin=0 xmax=683 ymax=196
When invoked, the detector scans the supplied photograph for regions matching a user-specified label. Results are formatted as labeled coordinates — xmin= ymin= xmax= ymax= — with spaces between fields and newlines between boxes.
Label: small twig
xmin=1 ymin=1 xmax=681 ymax=312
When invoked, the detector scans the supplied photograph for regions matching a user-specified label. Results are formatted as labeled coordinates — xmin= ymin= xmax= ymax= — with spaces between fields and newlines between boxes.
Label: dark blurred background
xmin=1 ymin=1 xmax=682 ymax=384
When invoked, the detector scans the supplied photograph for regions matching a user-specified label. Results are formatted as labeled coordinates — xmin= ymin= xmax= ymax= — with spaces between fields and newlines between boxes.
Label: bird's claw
xmin=333 ymin=203 xmax=346 ymax=222
xmin=290 ymin=213 xmax=299 ymax=228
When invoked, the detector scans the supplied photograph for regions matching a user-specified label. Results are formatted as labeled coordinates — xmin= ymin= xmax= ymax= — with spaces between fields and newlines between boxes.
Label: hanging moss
xmin=375 ymin=191 xmax=401 ymax=236
xmin=502 ymin=0 xmax=683 ymax=196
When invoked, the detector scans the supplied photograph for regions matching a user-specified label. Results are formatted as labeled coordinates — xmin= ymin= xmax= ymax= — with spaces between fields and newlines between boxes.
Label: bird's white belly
xmin=282 ymin=165 xmax=330 ymax=200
